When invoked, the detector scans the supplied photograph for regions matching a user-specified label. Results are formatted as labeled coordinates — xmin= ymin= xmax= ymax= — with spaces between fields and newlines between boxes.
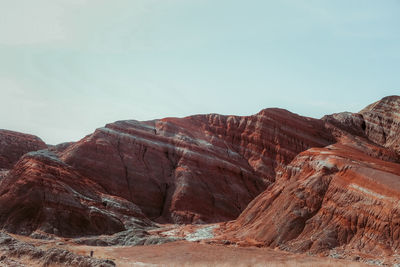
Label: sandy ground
xmin=63 ymin=240 xmax=369 ymax=267
xmin=6 ymin=226 xmax=374 ymax=267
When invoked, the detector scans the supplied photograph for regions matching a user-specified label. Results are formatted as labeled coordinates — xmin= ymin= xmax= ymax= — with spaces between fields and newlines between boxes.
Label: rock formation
xmin=0 ymin=129 xmax=47 ymax=169
xmin=1 ymin=95 xmax=400 ymax=263
xmin=0 ymin=231 xmax=115 ymax=266
xmin=323 ymin=95 xmax=400 ymax=155
xmin=221 ymin=95 xmax=400 ymax=259
xmin=60 ymin=109 xmax=333 ymax=224
xmin=0 ymin=108 xmax=333 ymax=236
xmin=0 ymin=149 xmax=154 ymax=237
xmin=360 ymin=95 xmax=400 ymax=153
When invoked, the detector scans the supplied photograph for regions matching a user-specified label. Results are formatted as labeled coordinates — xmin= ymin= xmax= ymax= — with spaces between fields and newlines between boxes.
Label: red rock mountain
xmin=0 ymin=129 xmax=47 ymax=169
xmin=221 ymin=96 xmax=400 ymax=259
xmin=0 ymin=109 xmax=333 ymax=236
xmin=360 ymin=95 xmax=400 ymax=153
xmin=0 ymin=95 xmax=400 ymax=263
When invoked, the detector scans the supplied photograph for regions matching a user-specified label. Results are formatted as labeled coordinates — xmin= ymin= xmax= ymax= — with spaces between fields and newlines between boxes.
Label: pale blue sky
xmin=1 ymin=0 xmax=399 ymax=144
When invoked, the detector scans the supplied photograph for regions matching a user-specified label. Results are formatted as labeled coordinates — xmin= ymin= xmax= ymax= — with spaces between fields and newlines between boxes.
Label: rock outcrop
xmin=0 ymin=231 xmax=115 ymax=266
xmin=223 ymin=142 xmax=400 ymax=253
xmin=323 ymin=95 xmax=400 ymax=156
xmin=60 ymin=109 xmax=333 ymax=224
xmin=360 ymin=95 xmax=400 ymax=154
xmin=0 ymin=149 xmax=154 ymax=237
xmin=221 ymin=96 xmax=400 ymax=259
xmin=0 ymin=108 xmax=333 ymax=236
xmin=0 ymin=129 xmax=47 ymax=169
xmin=1 ymin=95 xmax=400 ymax=263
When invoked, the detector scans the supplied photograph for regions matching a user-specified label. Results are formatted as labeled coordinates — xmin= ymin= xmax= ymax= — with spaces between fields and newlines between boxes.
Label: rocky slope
xmin=60 ymin=109 xmax=333 ymax=224
xmin=1 ymin=95 xmax=400 ymax=264
xmin=0 ymin=231 xmax=115 ymax=266
xmin=0 ymin=129 xmax=47 ymax=169
xmin=221 ymin=96 xmax=400 ymax=260
xmin=0 ymin=147 xmax=158 ymax=237
xmin=0 ymin=108 xmax=333 ymax=236
xmin=360 ymin=95 xmax=400 ymax=153
xmin=323 ymin=95 xmax=400 ymax=155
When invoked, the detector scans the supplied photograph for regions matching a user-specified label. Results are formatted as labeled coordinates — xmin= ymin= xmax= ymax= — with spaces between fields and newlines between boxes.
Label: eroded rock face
xmin=360 ymin=95 xmax=400 ymax=154
xmin=222 ymin=96 xmax=400 ymax=258
xmin=224 ymin=142 xmax=400 ymax=258
xmin=60 ymin=108 xmax=333 ymax=224
xmin=0 ymin=108 xmax=334 ymax=236
xmin=0 ymin=129 xmax=47 ymax=169
xmin=0 ymin=150 xmax=154 ymax=237
xmin=323 ymin=95 xmax=400 ymax=156
xmin=2 ymin=94 xmax=400 ymax=261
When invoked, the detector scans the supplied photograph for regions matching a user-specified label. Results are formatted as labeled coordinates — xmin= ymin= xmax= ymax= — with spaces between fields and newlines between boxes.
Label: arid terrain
xmin=0 ymin=95 xmax=400 ymax=266
xmin=0 ymin=227 xmax=374 ymax=267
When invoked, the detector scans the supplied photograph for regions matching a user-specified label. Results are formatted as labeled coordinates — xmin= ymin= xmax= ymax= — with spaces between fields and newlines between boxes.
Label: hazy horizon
xmin=1 ymin=0 xmax=399 ymax=144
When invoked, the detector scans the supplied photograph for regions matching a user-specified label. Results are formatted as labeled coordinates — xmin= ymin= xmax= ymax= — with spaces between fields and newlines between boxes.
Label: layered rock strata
xmin=0 ymin=109 xmax=333 ymax=235
xmin=221 ymin=96 xmax=400 ymax=258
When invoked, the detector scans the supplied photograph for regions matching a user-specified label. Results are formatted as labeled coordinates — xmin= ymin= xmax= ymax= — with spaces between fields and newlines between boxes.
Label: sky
xmin=0 ymin=0 xmax=399 ymax=144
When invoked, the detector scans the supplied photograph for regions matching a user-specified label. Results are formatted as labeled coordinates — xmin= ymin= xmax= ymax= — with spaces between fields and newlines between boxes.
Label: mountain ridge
xmin=0 ymin=95 xmax=399 ymax=264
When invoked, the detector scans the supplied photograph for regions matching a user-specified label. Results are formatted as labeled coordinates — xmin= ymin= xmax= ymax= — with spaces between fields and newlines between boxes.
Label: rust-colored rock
xmin=60 ymin=109 xmax=333 ymax=224
xmin=221 ymin=96 xmax=400 ymax=259
xmin=0 ymin=149 xmax=153 ymax=237
xmin=223 ymin=142 xmax=400 ymax=253
xmin=0 ymin=129 xmax=47 ymax=169
xmin=0 ymin=108 xmax=333 ymax=236
xmin=323 ymin=95 xmax=400 ymax=155
xmin=1 ymin=95 xmax=400 ymax=265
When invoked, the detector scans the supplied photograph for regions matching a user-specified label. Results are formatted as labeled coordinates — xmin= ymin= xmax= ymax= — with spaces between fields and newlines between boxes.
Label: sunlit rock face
xmin=222 ymin=96 xmax=400 ymax=258
xmin=0 ymin=129 xmax=47 ymax=169
xmin=223 ymin=143 xmax=400 ymax=253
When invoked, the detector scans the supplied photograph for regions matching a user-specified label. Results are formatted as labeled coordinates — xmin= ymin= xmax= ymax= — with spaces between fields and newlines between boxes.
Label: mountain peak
xmin=360 ymin=95 xmax=400 ymax=114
